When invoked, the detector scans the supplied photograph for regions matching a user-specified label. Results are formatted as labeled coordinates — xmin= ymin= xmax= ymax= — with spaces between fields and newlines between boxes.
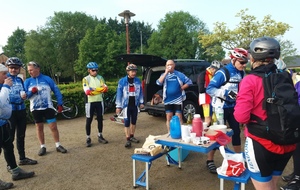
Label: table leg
xmin=178 ymin=148 xmax=182 ymax=168
xmin=133 ymin=159 xmax=136 ymax=187
xmin=220 ymin=178 xmax=224 ymax=190
xmin=146 ymin=162 xmax=149 ymax=190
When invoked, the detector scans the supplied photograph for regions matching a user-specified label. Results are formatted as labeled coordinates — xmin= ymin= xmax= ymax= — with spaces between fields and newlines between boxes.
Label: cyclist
xmin=82 ymin=62 xmax=108 ymax=147
xmin=0 ymin=64 xmax=35 ymax=186
xmin=24 ymin=61 xmax=67 ymax=156
xmin=6 ymin=57 xmax=37 ymax=168
xmin=207 ymin=48 xmax=248 ymax=154
xmin=116 ymin=64 xmax=144 ymax=148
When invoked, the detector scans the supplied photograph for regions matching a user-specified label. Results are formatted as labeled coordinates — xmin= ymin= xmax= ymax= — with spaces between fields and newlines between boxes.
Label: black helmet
xmin=6 ymin=57 xmax=23 ymax=67
xmin=249 ymin=37 xmax=280 ymax=60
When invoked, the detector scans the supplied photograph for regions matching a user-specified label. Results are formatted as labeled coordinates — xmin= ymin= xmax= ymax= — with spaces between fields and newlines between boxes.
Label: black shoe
xmin=283 ymin=172 xmax=295 ymax=182
xmin=38 ymin=147 xmax=46 ymax=156
xmin=125 ymin=141 xmax=131 ymax=148
xmin=56 ymin=145 xmax=67 ymax=153
xmin=130 ymin=137 xmax=140 ymax=143
xmin=207 ymin=161 xmax=217 ymax=174
xmin=19 ymin=157 xmax=38 ymax=165
xmin=86 ymin=138 xmax=92 ymax=147
xmin=280 ymin=175 xmax=300 ymax=190
xmin=98 ymin=135 xmax=108 ymax=144
xmin=11 ymin=167 xmax=35 ymax=181
xmin=6 ymin=166 xmax=12 ymax=174
xmin=0 ymin=179 xmax=13 ymax=189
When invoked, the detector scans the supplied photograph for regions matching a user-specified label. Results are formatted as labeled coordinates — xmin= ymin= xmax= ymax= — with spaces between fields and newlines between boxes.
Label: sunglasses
xmin=8 ymin=67 xmax=20 ymax=70
xmin=239 ymin=61 xmax=248 ymax=65
xmin=91 ymin=69 xmax=98 ymax=72
xmin=28 ymin=61 xmax=40 ymax=68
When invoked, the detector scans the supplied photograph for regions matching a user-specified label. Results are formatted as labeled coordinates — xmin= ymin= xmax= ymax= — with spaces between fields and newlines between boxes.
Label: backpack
xmin=248 ymin=69 xmax=300 ymax=145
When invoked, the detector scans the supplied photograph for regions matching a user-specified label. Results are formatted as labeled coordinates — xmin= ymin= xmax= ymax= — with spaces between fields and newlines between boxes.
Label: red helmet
xmin=230 ymin=48 xmax=248 ymax=62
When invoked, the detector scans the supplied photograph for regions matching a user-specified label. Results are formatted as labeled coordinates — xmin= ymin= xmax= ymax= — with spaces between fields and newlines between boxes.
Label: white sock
xmin=41 ymin=144 xmax=46 ymax=148
xmin=87 ymin=135 xmax=90 ymax=139
xmin=55 ymin=142 xmax=61 ymax=148
xmin=98 ymin=133 xmax=102 ymax=137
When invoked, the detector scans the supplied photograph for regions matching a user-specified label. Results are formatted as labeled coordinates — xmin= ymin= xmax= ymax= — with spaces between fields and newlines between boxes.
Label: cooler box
xmin=168 ymin=148 xmax=189 ymax=162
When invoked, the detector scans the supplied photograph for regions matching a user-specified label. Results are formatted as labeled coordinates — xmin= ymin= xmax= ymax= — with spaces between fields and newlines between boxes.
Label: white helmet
xmin=210 ymin=60 xmax=221 ymax=69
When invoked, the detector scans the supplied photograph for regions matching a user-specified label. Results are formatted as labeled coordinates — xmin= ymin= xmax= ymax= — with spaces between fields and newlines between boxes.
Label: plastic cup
xmin=190 ymin=133 xmax=196 ymax=140
xmin=20 ymin=91 xmax=25 ymax=97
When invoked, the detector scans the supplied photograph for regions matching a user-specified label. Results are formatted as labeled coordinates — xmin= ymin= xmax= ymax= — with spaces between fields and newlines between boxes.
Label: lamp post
xmin=118 ymin=10 xmax=135 ymax=54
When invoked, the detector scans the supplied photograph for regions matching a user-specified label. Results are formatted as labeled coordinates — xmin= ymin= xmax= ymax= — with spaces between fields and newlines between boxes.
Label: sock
xmin=55 ymin=142 xmax=61 ymax=148
xmin=87 ymin=135 xmax=90 ymax=139
xmin=130 ymin=134 xmax=134 ymax=138
xmin=98 ymin=133 xmax=102 ymax=137
xmin=207 ymin=160 xmax=214 ymax=164
xmin=127 ymin=137 xmax=130 ymax=141
xmin=41 ymin=144 xmax=46 ymax=148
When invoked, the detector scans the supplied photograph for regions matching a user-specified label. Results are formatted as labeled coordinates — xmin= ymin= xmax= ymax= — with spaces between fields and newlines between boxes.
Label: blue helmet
xmin=6 ymin=57 xmax=23 ymax=67
xmin=86 ymin=62 xmax=98 ymax=69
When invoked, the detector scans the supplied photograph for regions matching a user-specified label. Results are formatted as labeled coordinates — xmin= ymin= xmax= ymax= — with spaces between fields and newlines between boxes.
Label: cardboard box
xmin=168 ymin=148 xmax=189 ymax=162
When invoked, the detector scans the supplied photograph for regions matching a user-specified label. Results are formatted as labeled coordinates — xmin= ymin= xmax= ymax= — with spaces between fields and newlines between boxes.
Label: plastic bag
xmin=217 ymin=146 xmax=246 ymax=177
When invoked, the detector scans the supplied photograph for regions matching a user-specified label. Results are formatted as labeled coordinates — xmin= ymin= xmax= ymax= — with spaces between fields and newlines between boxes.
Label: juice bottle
xmin=192 ymin=114 xmax=203 ymax=137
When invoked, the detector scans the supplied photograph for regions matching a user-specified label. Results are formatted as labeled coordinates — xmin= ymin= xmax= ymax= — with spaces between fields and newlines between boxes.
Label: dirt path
xmin=0 ymin=112 xmax=293 ymax=190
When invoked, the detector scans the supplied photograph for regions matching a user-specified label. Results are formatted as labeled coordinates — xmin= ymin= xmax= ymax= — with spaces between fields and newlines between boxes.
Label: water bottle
xmin=216 ymin=106 xmax=224 ymax=125
xmin=192 ymin=114 xmax=203 ymax=137
xmin=170 ymin=115 xmax=181 ymax=139
xmin=186 ymin=111 xmax=192 ymax=124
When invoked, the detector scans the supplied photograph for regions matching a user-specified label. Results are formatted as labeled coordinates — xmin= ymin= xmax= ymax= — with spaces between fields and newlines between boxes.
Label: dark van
xmin=114 ymin=54 xmax=210 ymax=122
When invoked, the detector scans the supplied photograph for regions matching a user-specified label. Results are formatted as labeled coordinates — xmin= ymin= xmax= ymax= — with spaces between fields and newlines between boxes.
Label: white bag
xmin=217 ymin=146 xmax=246 ymax=177
xmin=134 ymin=135 xmax=162 ymax=156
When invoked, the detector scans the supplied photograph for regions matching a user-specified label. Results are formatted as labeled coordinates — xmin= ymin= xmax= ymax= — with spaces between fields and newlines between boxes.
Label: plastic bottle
xmin=186 ymin=111 xmax=192 ymax=124
xmin=216 ymin=106 xmax=224 ymax=125
xmin=170 ymin=115 xmax=181 ymax=139
xmin=192 ymin=114 xmax=203 ymax=137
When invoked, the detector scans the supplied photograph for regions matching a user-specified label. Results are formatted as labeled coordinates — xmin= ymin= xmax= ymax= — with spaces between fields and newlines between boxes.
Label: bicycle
xmin=26 ymin=99 xmax=78 ymax=123
xmin=52 ymin=99 xmax=78 ymax=119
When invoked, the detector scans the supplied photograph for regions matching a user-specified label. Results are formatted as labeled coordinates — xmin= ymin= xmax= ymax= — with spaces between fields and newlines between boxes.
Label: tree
xmin=44 ymin=11 xmax=99 ymax=82
xmin=199 ymin=9 xmax=296 ymax=58
xmin=3 ymin=28 xmax=27 ymax=62
xmin=145 ymin=11 xmax=211 ymax=60
xmin=25 ymin=28 xmax=58 ymax=80
xmin=75 ymin=24 xmax=124 ymax=80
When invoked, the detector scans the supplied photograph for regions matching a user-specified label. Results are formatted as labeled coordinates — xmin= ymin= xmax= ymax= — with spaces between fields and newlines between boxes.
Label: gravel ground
xmin=0 ymin=112 xmax=293 ymax=190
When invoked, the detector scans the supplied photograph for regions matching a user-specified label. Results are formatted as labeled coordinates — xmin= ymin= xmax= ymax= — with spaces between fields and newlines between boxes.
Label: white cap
xmin=194 ymin=114 xmax=201 ymax=118
xmin=0 ymin=64 xmax=8 ymax=72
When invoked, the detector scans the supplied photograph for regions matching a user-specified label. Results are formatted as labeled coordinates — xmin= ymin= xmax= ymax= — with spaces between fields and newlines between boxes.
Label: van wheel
xmin=182 ymin=100 xmax=197 ymax=123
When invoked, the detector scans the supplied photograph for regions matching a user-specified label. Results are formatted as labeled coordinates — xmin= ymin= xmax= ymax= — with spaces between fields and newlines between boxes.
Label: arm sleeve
xmin=234 ymin=77 xmax=254 ymax=124
xmin=206 ymin=70 xmax=227 ymax=99
xmin=115 ymin=79 xmax=123 ymax=108
xmin=48 ymin=77 xmax=63 ymax=105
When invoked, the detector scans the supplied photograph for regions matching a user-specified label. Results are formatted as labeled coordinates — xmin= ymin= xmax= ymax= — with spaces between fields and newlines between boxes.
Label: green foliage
xmin=199 ymin=9 xmax=296 ymax=58
xmin=3 ymin=28 xmax=27 ymax=62
xmin=145 ymin=11 xmax=211 ymax=60
xmin=75 ymin=23 xmax=124 ymax=80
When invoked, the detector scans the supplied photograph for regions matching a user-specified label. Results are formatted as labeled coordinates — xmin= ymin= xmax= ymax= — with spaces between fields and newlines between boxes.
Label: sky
xmin=1 ymin=0 xmax=299 ymax=56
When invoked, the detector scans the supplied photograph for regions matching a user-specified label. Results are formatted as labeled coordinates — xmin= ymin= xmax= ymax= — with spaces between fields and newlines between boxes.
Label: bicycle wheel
xmin=61 ymin=101 xmax=78 ymax=119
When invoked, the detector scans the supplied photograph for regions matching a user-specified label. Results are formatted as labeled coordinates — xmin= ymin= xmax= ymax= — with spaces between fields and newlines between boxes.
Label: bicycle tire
xmin=61 ymin=100 xmax=78 ymax=119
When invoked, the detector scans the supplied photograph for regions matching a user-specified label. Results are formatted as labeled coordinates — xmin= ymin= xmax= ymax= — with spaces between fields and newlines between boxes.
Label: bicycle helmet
xmin=229 ymin=48 xmax=248 ymax=62
xmin=6 ymin=57 xmax=23 ymax=67
xmin=126 ymin=64 xmax=138 ymax=71
xmin=86 ymin=62 xmax=99 ymax=69
xmin=210 ymin=60 xmax=221 ymax=69
xmin=249 ymin=37 xmax=280 ymax=60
